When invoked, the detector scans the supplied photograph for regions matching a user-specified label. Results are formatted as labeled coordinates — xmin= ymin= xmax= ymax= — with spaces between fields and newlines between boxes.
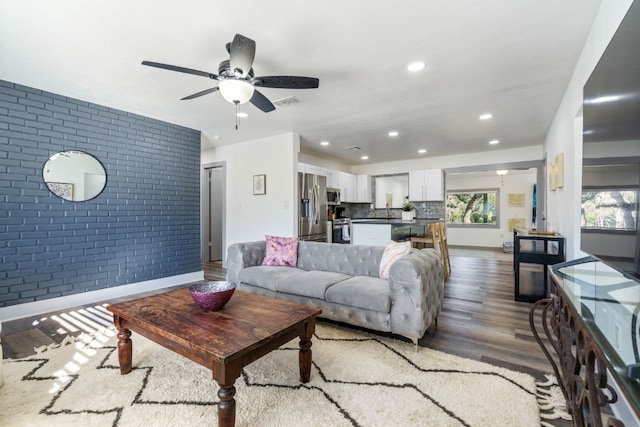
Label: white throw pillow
xmin=379 ymin=241 xmax=412 ymax=279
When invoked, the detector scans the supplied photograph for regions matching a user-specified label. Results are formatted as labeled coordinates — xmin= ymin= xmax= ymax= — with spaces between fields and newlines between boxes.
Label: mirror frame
xmin=42 ymin=150 xmax=107 ymax=202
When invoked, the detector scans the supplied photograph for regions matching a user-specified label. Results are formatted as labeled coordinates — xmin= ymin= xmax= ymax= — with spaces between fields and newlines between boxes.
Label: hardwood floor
xmin=1 ymin=253 xmax=571 ymax=425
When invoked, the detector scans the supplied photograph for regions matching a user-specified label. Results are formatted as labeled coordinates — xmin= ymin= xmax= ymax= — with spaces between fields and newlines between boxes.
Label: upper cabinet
xmin=325 ymin=169 xmax=337 ymax=188
xmin=337 ymin=171 xmax=357 ymax=202
xmin=299 ymin=162 xmax=327 ymax=177
xmin=298 ymin=162 xmax=371 ymax=203
xmin=356 ymin=174 xmax=372 ymax=203
xmin=409 ymin=169 xmax=444 ymax=201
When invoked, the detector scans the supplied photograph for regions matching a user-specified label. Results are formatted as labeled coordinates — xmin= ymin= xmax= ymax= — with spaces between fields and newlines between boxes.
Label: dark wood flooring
xmin=1 ymin=254 xmax=571 ymax=426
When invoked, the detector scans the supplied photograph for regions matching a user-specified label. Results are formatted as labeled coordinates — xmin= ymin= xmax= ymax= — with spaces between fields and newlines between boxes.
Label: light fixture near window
xmin=496 ymin=169 xmax=508 ymax=186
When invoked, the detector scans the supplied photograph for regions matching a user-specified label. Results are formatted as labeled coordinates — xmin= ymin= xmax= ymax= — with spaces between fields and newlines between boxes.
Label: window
xmin=446 ymin=190 xmax=499 ymax=226
xmin=581 ymin=189 xmax=638 ymax=231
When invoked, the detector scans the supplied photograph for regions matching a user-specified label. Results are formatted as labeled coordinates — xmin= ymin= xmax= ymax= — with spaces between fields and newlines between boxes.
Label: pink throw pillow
xmin=262 ymin=235 xmax=299 ymax=267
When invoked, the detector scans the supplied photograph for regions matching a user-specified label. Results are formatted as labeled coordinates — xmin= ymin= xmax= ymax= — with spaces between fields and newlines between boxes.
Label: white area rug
xmin=1 ymin=322 xmax=563 ymax=426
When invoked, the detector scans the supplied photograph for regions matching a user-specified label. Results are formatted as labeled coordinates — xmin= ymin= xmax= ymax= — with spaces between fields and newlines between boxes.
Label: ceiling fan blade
xmin=253 ymin=76 xmax=319 ymax=89
xmin=250 ymin=89 xmax=275 ymax=112
xmin=181 ymin=87 xmax=220 ymax=100
xmin=229 ymin=34 xmax=256 ymax=78
xmin=142 ymin=61 xmax=218 ymax=79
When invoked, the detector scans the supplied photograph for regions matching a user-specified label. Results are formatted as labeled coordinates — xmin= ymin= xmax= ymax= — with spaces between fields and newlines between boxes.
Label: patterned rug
xmin=1 ymin=322 xmax=567 ymax=426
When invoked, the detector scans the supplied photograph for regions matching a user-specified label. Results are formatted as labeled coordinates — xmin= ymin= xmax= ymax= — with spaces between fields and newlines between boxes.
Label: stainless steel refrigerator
xmin=298 ymin=172 xmax=328 ymax=242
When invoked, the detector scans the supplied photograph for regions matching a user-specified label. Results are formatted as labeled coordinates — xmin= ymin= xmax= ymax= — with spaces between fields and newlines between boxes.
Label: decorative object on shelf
xmin=188 ymin=281 xmax=236 ymax=311
xmin=253 ymin=174 xmax=266 ymax=195
xmin=401 ymin=201 xmax=414 ymax=220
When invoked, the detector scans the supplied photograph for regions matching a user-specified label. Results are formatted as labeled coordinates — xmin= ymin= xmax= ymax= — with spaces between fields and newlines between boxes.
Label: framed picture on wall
xmin=253 ymin=174 xmax=266 ymax=195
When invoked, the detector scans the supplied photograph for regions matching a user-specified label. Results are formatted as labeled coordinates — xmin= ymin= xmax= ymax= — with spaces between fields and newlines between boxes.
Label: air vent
xmin=272 ymin=96 xmax=302 ymax=108
xmin=344 ymin=146 xmax=362 ymax=151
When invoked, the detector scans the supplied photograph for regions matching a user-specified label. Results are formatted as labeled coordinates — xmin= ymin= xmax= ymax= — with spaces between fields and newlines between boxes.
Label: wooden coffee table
xmin=106 ymin=288 xmax=322 ymax=427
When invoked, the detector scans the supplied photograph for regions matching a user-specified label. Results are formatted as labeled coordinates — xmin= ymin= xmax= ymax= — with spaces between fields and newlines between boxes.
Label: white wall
xmin=201 ymin=132 xmax=299 ymax=254
xmin=544 ymin=2 xmax=640 ymax=424
xmin=544 ymin=0 xmax=634 ymax=259
xmin=446 ymin=170 xmax=537 ymax=248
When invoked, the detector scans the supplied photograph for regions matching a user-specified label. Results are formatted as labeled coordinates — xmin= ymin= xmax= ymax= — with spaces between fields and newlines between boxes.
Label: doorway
xmin=201 ymin=162 xmax=226 ymax=263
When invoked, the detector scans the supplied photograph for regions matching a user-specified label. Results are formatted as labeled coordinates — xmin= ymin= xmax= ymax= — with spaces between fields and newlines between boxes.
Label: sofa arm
xmin=226 ymin=241 xmax=266 ymax=285
xmin=387 ymin=248 xmax=445 ymax=340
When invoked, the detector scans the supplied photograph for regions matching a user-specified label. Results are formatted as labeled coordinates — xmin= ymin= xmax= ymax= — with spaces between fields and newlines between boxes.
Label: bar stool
xmin=438 ymin=222 xmax=451 ymax=275
xmin=410 ymin=223 xmax=448 ymax=278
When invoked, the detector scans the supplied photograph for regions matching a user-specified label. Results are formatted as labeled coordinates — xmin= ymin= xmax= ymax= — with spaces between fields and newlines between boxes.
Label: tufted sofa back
xmin=297 ymin=241 xmax=384 ymax=278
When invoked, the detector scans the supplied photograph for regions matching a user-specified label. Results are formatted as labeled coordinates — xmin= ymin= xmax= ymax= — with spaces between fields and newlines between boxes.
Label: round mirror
xmin=43 ymin=150 xmax=107 ymax=201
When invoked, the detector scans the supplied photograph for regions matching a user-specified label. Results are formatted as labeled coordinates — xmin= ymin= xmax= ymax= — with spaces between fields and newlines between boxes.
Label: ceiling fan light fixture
xmin=219 ymin=79 xmax=254 ymax=104
xmin=496 ymin=170 xmax=509 ymax=176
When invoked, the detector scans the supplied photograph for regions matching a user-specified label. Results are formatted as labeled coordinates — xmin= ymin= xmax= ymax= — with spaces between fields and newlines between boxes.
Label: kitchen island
xmin=351 ymin=218 xmax=441 ymax=246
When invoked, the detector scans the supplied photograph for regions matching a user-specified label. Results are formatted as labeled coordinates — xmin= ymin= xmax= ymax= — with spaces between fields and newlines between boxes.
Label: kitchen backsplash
xmin=345 ymin=202 xmax=445 ymax=220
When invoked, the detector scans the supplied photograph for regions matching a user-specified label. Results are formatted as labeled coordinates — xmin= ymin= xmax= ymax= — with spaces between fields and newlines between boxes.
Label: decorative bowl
xmin=188 ymin=281 xmax=236 ymax=311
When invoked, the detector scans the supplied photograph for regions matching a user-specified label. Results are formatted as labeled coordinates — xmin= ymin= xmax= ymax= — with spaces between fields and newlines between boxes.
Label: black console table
xmin=513 ymin=229 xmax=565 ymax=302
xmin=530 ymin=258 xmax=640 ymax=426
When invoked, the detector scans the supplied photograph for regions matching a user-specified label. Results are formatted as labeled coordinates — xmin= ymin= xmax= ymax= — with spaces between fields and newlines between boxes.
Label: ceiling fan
xmin=142 ymin=33 xmax=319 ymax=122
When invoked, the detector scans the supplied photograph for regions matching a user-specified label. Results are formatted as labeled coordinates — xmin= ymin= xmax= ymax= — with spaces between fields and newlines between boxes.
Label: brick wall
xmin=0 ymin=81 xmax=201 ymax=307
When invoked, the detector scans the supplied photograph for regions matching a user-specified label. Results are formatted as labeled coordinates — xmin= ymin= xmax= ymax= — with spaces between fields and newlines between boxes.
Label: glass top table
xmin=553 ymin=258 xmax=640 ymax=416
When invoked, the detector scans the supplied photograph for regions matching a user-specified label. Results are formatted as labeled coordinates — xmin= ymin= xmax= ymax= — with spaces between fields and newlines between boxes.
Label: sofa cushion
xmin=325 ymin=276 xmax=391 ymax=313
xmin=297 ymin=241 xmax=384 ymax=277
xmin=262 ymin=235 xmax=298 ymax=267
xmin=276 ymin=270 xmax=351 ymax=300
xmin=238 ymin=266 xmax=305 ymax=291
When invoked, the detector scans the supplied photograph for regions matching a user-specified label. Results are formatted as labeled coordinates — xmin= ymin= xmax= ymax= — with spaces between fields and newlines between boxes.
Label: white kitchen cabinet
xmin=338 ymin=171 xmax=356 ymax=202
xmin=409 ymin=169 xmax=444 ymax=201
xmin=325 ymin=169 xmax=337 ymax=188
xmin=351 ymin=223 xmax=391 ymax=246
xmin=356 ymin=174 xmax=372 ymax=203
xmin=299 ymin=162 xmax=327 ymax=177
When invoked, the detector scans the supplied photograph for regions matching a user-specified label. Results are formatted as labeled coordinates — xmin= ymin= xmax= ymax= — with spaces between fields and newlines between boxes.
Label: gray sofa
xmin=226 ymin=240 xmax=445 ymax=345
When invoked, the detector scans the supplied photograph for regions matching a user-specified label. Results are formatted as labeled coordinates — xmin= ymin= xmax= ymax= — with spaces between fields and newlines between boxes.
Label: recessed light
xmin=320 ymin=141 xmax=330 ymax=146
xmin=407 ymin=61 xmax=425 ymax=72
xmin=361 ymin=155 xmax=369 ymax=160
xmin=388 ymin=131 xmax=399 ymax=137
xmin=489 ymin=139 xmax=500 ymax=145
xmin=479 ymin=113 xmax=493 ymax=120
xmin=418 ymin=149 xmax=427 ymax=154
xmin=236 ymin=112 xmax=248 ymax=118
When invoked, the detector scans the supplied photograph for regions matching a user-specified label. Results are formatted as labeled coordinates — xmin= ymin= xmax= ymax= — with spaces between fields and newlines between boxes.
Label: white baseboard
xmin=0 ymin=271 xmax=205 ymax=322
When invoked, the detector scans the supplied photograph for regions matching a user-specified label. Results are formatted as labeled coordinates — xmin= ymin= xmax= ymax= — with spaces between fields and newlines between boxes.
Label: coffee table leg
xmin=113 ymin=315 xmax=132 ymax=375
xmin=217 ymin=384 xmax=236 ymax=427
xmin=299 ymin=318 xmax=316 ymax=383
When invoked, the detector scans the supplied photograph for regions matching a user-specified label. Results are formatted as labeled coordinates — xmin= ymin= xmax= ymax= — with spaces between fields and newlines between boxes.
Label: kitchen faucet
xmin=386 ymin=203 xmax=391 ymax=219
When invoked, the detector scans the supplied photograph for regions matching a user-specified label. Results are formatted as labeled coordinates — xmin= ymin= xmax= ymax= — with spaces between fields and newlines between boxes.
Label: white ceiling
xmin=0 ymin=0 xmax=603 ymax=165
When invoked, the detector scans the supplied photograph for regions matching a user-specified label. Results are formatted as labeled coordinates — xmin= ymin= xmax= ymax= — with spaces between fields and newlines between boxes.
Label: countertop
xmin=351 ymin=218 xmax=442 ymax=225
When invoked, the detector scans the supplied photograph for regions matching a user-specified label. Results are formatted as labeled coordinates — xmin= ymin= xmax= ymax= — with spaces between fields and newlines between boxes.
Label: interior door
xmin=208 ymin=167 xmax=224 ymax=262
